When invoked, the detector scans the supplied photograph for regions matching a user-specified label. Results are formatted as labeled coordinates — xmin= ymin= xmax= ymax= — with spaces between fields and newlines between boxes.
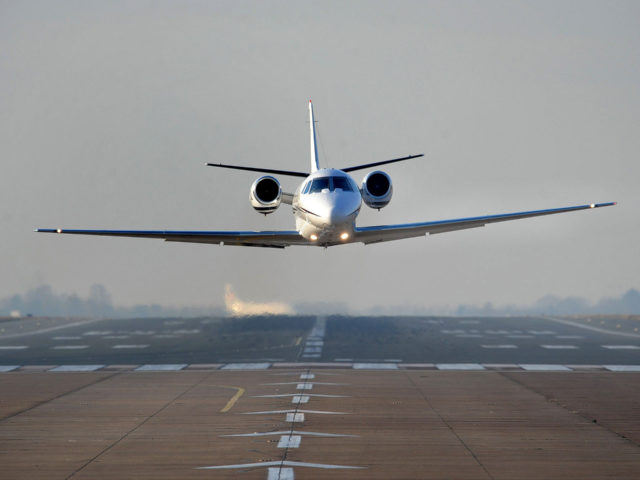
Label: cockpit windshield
xmin=306 ymin=176 xmax=354 ymax=194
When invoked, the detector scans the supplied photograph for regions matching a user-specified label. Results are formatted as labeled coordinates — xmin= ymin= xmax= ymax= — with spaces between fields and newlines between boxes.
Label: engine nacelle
xmin=361 ymin=170 xmax=392 ymax=209
xmin=250 ymin=176 xmax=282 ymax=214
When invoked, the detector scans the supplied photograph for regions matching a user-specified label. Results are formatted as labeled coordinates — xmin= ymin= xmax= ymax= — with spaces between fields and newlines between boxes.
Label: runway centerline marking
xmin=278 ymin=435 xmax=301 ymax=448
xmin=52 ymin=345 xmax=88 ymax=350
xmin=0 ymin=346 xmax=28 ymax=350
xmin=217 ymin=385 xmax=245 ymax=413
xmin=268 ymin=467 xmax=294 ymax=480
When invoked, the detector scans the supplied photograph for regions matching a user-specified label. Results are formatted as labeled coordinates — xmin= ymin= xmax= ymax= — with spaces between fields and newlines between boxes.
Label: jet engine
xmin=361 ymin=170 xmax=393 ymax=209
xmin=250 ymin=176 xmax=282 ymax=214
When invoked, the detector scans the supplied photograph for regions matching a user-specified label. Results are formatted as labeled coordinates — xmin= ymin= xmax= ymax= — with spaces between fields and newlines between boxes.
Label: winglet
xmin=309 ymin=100 xmax=319 ymax=173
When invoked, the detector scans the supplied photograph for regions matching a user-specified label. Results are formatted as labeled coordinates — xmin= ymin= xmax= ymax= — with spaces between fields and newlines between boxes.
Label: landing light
xmin=340 ymin=232 xmax=349 ymax=241
xmin=310 ymin=234 xmax=318 ymax=241
xmin=590 ymin=204 xmax=595 ymax=208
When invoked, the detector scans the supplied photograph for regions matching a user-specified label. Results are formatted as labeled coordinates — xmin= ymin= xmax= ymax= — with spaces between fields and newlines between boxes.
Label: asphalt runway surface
xmin=1 ymin=314 xmax=640 ymax=366
xmin=2 ymin=315 xmax=640 ymax=479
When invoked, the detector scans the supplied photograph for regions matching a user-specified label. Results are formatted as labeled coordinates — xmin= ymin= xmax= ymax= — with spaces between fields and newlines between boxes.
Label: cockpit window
xmin=332 ymin=176 xmax=353 ymax=192
xmin=309 ymin=177 xmax=330 ymax=193
xmin=306 ymin=176 xmax=354 ymax=194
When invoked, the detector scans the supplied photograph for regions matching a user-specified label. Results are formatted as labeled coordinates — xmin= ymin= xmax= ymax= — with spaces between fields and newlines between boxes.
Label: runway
xmin=1 ymin=315 xmax=640 ymax=479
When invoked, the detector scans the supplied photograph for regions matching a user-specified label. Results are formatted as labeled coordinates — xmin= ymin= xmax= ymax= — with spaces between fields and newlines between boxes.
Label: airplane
xmin=225 ymin=284 xmax=294 ymax=316
xmin=37 ymin=101 xmax=615 ymax=248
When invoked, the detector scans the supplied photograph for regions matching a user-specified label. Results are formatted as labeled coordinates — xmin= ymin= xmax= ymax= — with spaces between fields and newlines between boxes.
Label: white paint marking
xmin=52 ymin=336 xmax=81 ymax=340
xmin=50 ymin=365 xmax=104 ymax=372
xmin=456 ymin=334 xmax=484 ymax=338
xmin=112 ymin=344 xmax=149 ymax=349
xmin=153 ymin=334 xmax=180 ymax=339
xmin=0 ymin=346 xmax=28 ymax=350
xmin=507 ymin=335 xmax=534 ymax=339
xmin=135 ymin=364 xmax=187 ymax=371
xmin=460 ymin=320 xmax=480 ymax=324
xmin=605 ymin=365 xmax=640 ymax=372
xmin=529 ymin=330 xmax=556 ymax=335
xmin=292 ymin=395 xmax=310 ymax=404
xmin=353 ymin=363 xmax=398 ymax=370
xmin=52 ymin=345 xmax=88 ymax=350
xmin=196 ymin=460 xmax=363 ymax=470
xmin=278 ymin=435 xmax=301 ymax=448
xmin=222 ymin=363 xmax=271 ymax=370
xmin=544 ymin=316 xmax=640 ymax=339
xmin=436 ymin=363 xmax=485 ymax=371
xmin=334 ymin=358 xmax=353 ymax=361
xmin=243 ymin=409 xmax=347 ymax=415
xmin=104 ymin=335 xmax=130 ymax=339
xmin=268 ymin=467 xmax=294 ymax=480
xmin=0 ymin=366 xmax=20 ymax=372
xmin=297 ymin=383 xmax=313 ymax=390
xmin=173 ymin=329 xmax=200 ymax=334
xmin=481 ymin=345 xmax=518 ymax=349
xmin=253 ymin=393 xmax=346 ymax=398
xmin=541 ymin=345 xmax=578 ymax=349
xmin=286 ymin=413 xmax=305 ymax=423
xmin=304 ymin=347 xmax=322 ymax=353
xmin=556 ymin=335 xmax=584 ymax=339
xmin=302 ymin=354 xmax=320 ymax=358
xmin=519 ymin=364 xmax=572 ymax=371
xmin=299 ymin=373 xmax=315 ymax=379
xmin=83 ymin=331 xmax=113 ymax=336
xmin=602 ymin=345 xmax=640 ymax=350
xmin=223 ymin=431 xmax=357 ymax=438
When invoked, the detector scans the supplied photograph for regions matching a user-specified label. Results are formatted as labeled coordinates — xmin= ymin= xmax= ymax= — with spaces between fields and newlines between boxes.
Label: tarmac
xmin=1 ymin=314 xmax=640 ymax=479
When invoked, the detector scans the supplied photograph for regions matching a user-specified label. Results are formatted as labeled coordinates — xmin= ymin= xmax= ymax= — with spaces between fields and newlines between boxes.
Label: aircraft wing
xmin=35 ymin=228 xmax=309 ymax=249
xmin=353 ymin=202 xmax=616 ymax=245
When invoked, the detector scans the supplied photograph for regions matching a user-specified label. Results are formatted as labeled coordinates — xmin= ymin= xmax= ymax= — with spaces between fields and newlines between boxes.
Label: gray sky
xmin=1 ymin=0 xmax=637 ymax=312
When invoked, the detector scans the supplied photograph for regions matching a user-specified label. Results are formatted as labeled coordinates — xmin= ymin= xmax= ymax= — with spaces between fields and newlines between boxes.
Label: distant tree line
xmin=1 ymin=284 xmax=639 ymax=318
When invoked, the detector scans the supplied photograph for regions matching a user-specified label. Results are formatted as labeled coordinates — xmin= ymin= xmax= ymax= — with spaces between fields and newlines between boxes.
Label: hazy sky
xmin=1 ymin=1 xmax=638 ymax=311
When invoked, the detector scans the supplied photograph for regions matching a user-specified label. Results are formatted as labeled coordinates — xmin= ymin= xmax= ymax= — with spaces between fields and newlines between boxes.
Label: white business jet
xmin=37 ymin=101 xmax=615 ymax=248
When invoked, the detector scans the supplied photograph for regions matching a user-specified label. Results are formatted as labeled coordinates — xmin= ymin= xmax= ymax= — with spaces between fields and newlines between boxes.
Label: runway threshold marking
xmin=216 ymin=385 xmax=245 ymax=413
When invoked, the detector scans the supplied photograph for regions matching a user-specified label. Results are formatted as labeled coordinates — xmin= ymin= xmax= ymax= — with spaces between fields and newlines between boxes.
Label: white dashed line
xmin=286 ymin=413 xmax=305 ymax=422
xmin=52 ymin=345 xmax=88 ymax=350
xmin=112 ymin=344 xmax=149 ymax=349
xmin=278 ymin=435 xmax=301 ymax=448
xmin=0 ymin=346 xmax=28 ymax=350
xmin=519 ymin=364 xmax=572 ymax=371
xmin=507 ymin=335 xmax=534 ymax=339
xmin=135 ymin=364 xmax=187 ymax=371
xmin=481 ymin=345 xmax=518 ymax=349
xmin=556 ymin=335 xmax=584 ymax=339
xmin=268 ymin=467 xmax=294 ymax=480
xmin=541 ymin=345 xmax=578 ymax=349
xmin=221 ymin=363 xmax=271 ymax=370
xmin=602 ymin=345 xmax=640 ymax=350
xmin=605 ymin=365 xmax=640 ymax=372
xmin=437 ymin=363 xmax=486 ymax=370
xmin=52 ymin=336 xmax=81 ymax=341
xmin=353 ymin=363 xmax=398 ymax=370
xmin=50 ymin=365 xmax=104 ymax=372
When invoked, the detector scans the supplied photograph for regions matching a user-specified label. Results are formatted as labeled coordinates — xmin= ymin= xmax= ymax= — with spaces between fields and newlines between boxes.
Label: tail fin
xmin=309 ymin=100 xmax=319 ymax=173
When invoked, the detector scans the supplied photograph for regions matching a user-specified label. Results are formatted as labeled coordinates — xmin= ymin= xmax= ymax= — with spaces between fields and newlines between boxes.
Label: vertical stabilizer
xmin=309 ymin=100 xmax=320 ymax=172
